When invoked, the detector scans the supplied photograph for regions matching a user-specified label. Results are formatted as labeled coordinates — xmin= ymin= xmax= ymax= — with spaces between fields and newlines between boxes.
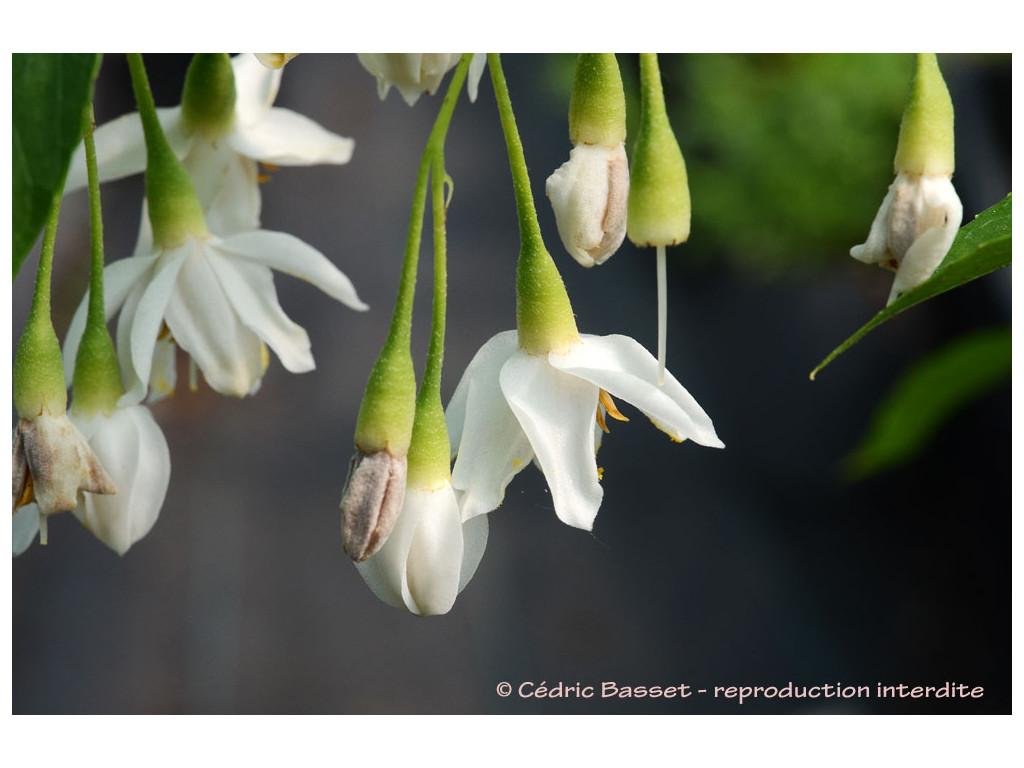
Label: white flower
xmin=546 ymin=142 xmax=629 ymax=267
xmin=71 ymin=405 xmax=171 ymax=555
xmin=850 ymin=171 xmax=963 ymax=305
xmin=254 ymin=53 xmax=299 ymax=69
xmin=66 ymin=53 xmax=354 ymax=237
xmin=63 ymin=230 xmax=368 ymax=401
xmin=13 ymin=405 xmax=170 ymax=556
xmin=355 ymin=480 xmax=488 ymax=616
xmin=357 ymin=53 xmax=487 ymax=106
xmin=446 ymin=331 xmax=724 ymax=530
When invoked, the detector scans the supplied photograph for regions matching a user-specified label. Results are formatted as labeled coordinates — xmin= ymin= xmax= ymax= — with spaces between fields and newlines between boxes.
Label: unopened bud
xmin=340 ymin=449 xmax=407 ymax=562
xmin=546 ymin=143 xmax=630 ymax=267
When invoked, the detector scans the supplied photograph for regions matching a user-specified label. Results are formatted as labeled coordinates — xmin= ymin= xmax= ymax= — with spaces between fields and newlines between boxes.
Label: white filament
xmin=657 ymin=244 xmax=667 ymax=386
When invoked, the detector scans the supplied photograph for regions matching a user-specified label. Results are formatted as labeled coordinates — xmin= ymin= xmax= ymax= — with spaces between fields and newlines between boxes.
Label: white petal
xmin=62 ymin=255 xmax=159 ymax=388
xmin=404 ymin=483 xmax=466 ymax=616
xmin=219 ymin=229 xmax=368 ymax=311
xmin=552 ymin=335 xmax=724 ymax=448
xmin=72 ymin=406 xmax=171 ymax=555
xmin=228 ymin=108 xmax=354 ymax=166
xmin=65 ymin=107 xmax=191 ymax=193
xmin=467 ymin=53 xmax=487 ymax=103
xmin=202 ymin=155 xmax=262 ymax=234
xmin=13 ymin=504 xmax=41 ymax=556
xmin=163 ymin=238 xmax=266 ymax=397
xmin=500 ymin=350 xmax=603 ymax=530
xmin=457 ymin=514 xmax=488 ymax=593
xmin=205 ymin=246 xmax=314 ymax=373
xmin=233 ymin=53 xmax=281 ymax=127
xmin=147 ymin=337 xmax=178 ymax=402
xmin=887 ymin=207 xmax=962 ymax=304
xmin=118 ymin=249 xmax=188 ymax=405
xmin=355 ymin=487 xmax=425 ymax=613
xmin=449 ymin=333 xmax=533 ymax=520
xmin=850 ymin=180 xmax=898 ymax=265
xmin=446 ymin=329 xmax=518 ymax=455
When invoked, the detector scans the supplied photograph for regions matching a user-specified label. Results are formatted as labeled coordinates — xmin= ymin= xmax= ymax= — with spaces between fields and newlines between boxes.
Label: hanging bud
xmin=547 ymin=54 xmax=629 ymax=268
xmin=850 ymin=54 xmax=962 ymax=305
xmin=627 ymin=53 xmax=690 ymax=248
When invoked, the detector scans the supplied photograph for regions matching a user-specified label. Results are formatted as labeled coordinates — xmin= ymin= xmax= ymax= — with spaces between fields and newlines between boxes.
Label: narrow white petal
xmin=65 ymin=107 xmax=191 ymax=193
xmin=850 ymin=180 xmax=898 ymax=265
xmin=887 ymin=203 xmax=961 ymax=303
xmin=404 ymin=484 xmax=465 ymax=616
xmin=457 ymin=514 xmax=488 ymax=593
xmin=233 ymin=53 xmax=281 ymax=126
xmin=467 ymin=54 xmax=487 ymax=103
xmin=449 ymin=334 xmax=533 ymax=520
xmin=205 ymin=246 xmax=314 ymax=373
xmin=446 ymin=330 xmax=518 ymax=456
xmin=500 ymin=351 xmax=603 ymax=530
xmin=72 ymin=406 xmax=170 ymax=555
xmin=552 ymin=335 xmax=724 ymax=448
xmin=62 ymin=255 xmax=159 ymax=388
xmin=163 ymin=239 xmax=266 ymax=397
xmin=229 ymin=108 xmax=354 ymax=166
xmin=202 ymin=155 xmax=262 ymax=235
xmin=355 ymin=488 xmax=425 ymax=613
xmin=219 ymin=230 xmax=368 ymax=311
xmin=119 ymin=249 xmax=189 ymax=406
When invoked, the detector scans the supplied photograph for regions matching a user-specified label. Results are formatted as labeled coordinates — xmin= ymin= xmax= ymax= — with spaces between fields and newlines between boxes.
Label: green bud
xmin=627 ymin=53 xmax=691 ymax=247
xmin=353 ymin=342 xmax=417 ymax=455
xmin=516 ymin=235 xmax=581 ymax=355
xmin=181 ymin=53 xmax=237 ymax=141
xmin=569 ymin=53 xmax=627 ymax=146
xmin=894 ymin=53 xmax=955 ymax=176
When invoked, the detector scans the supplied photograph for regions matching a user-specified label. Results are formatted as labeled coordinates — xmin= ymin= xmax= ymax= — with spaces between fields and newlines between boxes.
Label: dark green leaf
xmin=13 ymin=53 xmax=101 ymax=279
xmin=844 ymin=326 xmax=1011 ymax=479
xmin=810 ymin=193 xmax=1012 ymax=379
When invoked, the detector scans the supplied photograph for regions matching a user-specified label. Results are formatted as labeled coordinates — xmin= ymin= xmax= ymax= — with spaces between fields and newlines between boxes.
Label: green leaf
xmin=810 ymin=193 xmax=1012 ymax=379
xmin=844 ymin=326 xmax=1011 ymax=479
xmin=13 ymin=53 xmax=101 ymax=279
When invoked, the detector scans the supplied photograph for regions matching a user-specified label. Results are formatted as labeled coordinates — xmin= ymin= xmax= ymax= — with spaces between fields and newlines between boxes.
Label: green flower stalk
xmin=627 ymin=53 xmax=691 ymax=385
xmin=341 ymin=55 xmax=473 ymax=563
xmin=488 ymin=53 xmax=579 ymax=355
xmin=71 ymin=105 xmax=123 ymax=418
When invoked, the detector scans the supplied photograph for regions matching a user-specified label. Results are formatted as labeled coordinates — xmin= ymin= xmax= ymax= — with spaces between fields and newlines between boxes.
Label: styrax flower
xmin=546 ymin=142 xmax=629 ymax=267
xmin=357 ymin=53 xmax=487 ymax=106
xmin=65 ymin=53 xmax=354 ymax=236
xmin=447 ymin=331 xmax=723 ymax=530
xmin=14 ymin=404 xmax=171 ymax=556
xmin=355 ymin=480 xmax=488 ymax=616
xmin=63 ymin=229 xmax=368 ymax=401
xmin=849 ymin=172 xmax=962 ymax=305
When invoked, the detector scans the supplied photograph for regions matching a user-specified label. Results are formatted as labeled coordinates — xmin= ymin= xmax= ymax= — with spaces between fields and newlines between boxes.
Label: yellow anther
xmin=599 ymin=389 xmax=628 ymax=422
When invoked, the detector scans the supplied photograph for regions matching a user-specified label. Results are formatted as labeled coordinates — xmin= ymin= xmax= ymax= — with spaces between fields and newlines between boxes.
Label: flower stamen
xmin=596 ymin=388 xmax=629 ymax=433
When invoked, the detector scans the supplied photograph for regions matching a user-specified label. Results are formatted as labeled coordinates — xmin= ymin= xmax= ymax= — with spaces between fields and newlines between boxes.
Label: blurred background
xmin=11 ymin=53 xmax=1011 ymax=714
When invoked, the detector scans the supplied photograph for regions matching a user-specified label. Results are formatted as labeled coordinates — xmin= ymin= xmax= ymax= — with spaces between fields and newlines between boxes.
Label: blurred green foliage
xmin=673 ymin=53 xmax=912 ymax=272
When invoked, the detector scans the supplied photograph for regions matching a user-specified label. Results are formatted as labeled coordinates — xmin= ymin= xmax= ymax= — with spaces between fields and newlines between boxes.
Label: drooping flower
xmin=357 ymin=53 xmax=487 ymax=106
xmin=546 ymin=142 xmax=629 ymax=267
xmin=850 ymin=54 xmax=962 ymax=306
xmin=355 ymin=480 xmax=488 ymax=616
xmin=447 ymin=330 xmax=723 ymax=530
xmin=63 ymin=228 xmax=368 ymax=401
xmin=65 ymin=53 xmax=355 ymax=237
xmin=14 ymin=403 xmax=171 ymax=556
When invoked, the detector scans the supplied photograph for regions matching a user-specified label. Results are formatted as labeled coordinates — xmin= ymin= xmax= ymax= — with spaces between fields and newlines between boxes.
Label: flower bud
xmin=340 ymin=448 xmax=407 ymax=562
xmin=357 ymin=54 xmax=462 ymax=106
xmin=546 ymin=143 xmax=629 ymax=267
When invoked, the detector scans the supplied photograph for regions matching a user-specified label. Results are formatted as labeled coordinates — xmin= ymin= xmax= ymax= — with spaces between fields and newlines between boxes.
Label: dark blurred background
xmin=11 ymin=53 xmax=1011 ymax=714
